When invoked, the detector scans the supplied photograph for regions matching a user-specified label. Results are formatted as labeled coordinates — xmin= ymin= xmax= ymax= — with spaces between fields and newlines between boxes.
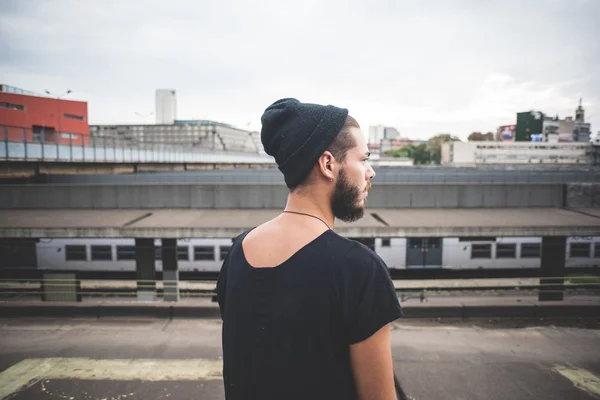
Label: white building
xmin=90 ymin=120 xmax=260 ymax=153
xmin=574 ymin=99 xmax=592 ymax=142
xmin=368 ymin=125 xmax=385 ymax=145
xmin=368 ymin=125 xmax=402 ymax=145
xmin=155 ymin=89 xmax=177 ymax=124
xmin=441 ymin=141 xmax=591 ymax=166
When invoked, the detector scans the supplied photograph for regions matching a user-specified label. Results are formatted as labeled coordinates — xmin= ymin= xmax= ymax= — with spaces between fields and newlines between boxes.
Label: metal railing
xmin=1 ymin=275 xmax=598 ymax=302
xmin=1 ymin=125 xmax=273 ymax=164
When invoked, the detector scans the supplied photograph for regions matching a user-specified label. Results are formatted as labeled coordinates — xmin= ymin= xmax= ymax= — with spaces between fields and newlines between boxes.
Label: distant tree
xmin=395 ymin=146 xmax=413 ymax=158
xmin=468 ymin=131 xmax=495 ymax=141
xmin=428 ymin=133 xmax=461 ymax=164
xmin=428 ymin=133 xmax=461 ymax=146
xmin=468 ymin=132 xmax=484 ymax=141
xmin=410 ymin=143 xmax=432 ymax=165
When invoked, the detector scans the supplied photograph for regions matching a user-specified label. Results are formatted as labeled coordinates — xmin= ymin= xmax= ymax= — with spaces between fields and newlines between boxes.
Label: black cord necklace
xmin=282 ymin=210 xmax=331 ymax=230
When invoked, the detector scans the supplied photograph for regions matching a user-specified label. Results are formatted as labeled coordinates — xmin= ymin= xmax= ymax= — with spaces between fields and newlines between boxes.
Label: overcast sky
xmin=1 ymin=0 xmax=598 ymax=140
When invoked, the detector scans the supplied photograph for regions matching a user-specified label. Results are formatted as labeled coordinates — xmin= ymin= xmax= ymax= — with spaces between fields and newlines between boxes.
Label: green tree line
xmin=385 ymin=132 xmax=494 ymax=164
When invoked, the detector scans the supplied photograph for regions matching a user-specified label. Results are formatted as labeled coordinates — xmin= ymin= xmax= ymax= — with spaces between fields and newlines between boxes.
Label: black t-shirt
xmin=216 ymin=229 xmax=403 ymax=400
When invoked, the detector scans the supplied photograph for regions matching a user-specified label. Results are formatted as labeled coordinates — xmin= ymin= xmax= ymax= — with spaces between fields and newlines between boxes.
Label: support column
xmin=161 ymin=238 xmax=180 ymax=302
xmin=135 ymin=238 xmax=156 ymax=301
xmin=539 ymin=236 xmax=566 ymax=301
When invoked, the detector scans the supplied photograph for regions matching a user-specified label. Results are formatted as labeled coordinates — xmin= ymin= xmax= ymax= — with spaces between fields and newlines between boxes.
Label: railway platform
xmin=1 ymin=313 xmax=599 ymax=399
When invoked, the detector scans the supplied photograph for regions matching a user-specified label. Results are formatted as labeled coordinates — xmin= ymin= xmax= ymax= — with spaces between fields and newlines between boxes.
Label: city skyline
xmin=1 ymin=0 xmax=598 ymax=140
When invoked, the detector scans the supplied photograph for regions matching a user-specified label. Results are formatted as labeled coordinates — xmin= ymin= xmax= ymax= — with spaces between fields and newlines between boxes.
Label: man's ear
xmin=317 ymin=151 xmax=336 ymax=181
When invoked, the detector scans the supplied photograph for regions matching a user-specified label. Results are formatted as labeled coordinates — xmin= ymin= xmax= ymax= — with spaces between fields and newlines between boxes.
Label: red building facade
xmin=0 ymin=85 xmax=89 ymax=145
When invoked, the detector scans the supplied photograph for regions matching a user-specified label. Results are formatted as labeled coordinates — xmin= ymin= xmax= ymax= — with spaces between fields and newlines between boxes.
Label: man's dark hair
xmin=290 ymin=115 xmax=359 ymax=191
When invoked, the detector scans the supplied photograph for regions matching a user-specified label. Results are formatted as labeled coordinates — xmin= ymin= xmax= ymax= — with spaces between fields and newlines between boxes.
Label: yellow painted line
xmin=553 ymin=364 xmax=600 ymax=397
xmin=0 ymin=358 xmax=223 ymax=400
xmin=0 ymin=359 xmax=53 ymax=400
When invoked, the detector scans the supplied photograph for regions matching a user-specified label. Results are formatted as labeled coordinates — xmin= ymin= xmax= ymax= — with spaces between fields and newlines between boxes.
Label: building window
xmin=471 ymin=244 xmax=491 ymax=259
xmin=0 ymin=101 xmax=25 ymax=111
xmin=521 ymin=243 xmax=541 ymax=258
xmin=91 ymin=245 xmax=112 ymax=261
xmin=194 ymin=246 xmax=214 ymax=261
xmin=64 ymin=113 xmax=85 ymax=121
xmin=178 ymin=246 xmax=189 ymax=261
xmin=381 ymin=238 xmax=391 ymax=247
xmin=496 ymin=243 xmax=516 ymax=259
xmin=220 ymin=246 xmax=231 ymax=261
xmin=116 ymin=245 xmax=136 ymax=261
xmin=570 ymin=243 xmax=591 ymax=258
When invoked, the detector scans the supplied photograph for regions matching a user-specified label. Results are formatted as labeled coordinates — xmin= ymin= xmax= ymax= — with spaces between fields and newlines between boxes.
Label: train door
xmin=406 ymin=238 xmax=442 ymax=268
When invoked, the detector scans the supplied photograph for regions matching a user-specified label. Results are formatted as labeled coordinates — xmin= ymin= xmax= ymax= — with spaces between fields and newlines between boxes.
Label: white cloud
xmin=0 ymin=0 xmax=598 ymax=140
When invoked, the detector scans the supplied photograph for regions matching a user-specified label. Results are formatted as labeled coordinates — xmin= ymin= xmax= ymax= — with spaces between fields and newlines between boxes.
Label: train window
xmin=155 ymin=246 xmax=162 ymax=260
xmin=570 ymin=243 xmax=591 ymax=258
xmin=91 ymin=245 xmax=112 ymax=261
xmin=116 ymin=246 xmax=136 ymax=261
xmin=521 ymin=243 xmax=541 ymax=258
xmin=408 ymin=238 xmax=423 ymax=248
xmin=471 ymin=244 xmax=491 ymax=259
xmin=177 ymin=246 xmax=189 ymax=261
xmin=381 ymin=238 xmax=391 ymax=247
xmin=65 ymin=245 xmax=87 ymax=261
xmin=194 ymin=246 xmax=214 ymax=261
xmin=595 ymin=243 xmax=600 ymax=258
xmin=496 ymin=243 xmax=516 ymax=259
xmin=428 ymin=238 xmax=441 ymax=248
xmin=220 ymin=246 xmax=231 ymax=261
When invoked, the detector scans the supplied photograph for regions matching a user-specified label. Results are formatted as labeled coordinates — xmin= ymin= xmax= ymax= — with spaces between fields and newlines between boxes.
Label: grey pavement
xmin=0 ymin=317 xmax=599 ymax=399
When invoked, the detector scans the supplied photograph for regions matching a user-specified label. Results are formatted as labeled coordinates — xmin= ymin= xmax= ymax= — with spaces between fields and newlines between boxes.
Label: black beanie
xmin=260 ymin=98 xmax=349 ymax=188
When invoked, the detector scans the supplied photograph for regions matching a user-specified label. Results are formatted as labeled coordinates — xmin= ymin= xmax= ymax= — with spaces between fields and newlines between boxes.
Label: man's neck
xmin=284 ymin=191 xmax=335 ymax=229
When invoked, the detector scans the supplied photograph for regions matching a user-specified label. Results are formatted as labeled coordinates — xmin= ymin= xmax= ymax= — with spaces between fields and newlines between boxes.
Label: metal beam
xmin=0 ymin=225 xmax=599 ymax=239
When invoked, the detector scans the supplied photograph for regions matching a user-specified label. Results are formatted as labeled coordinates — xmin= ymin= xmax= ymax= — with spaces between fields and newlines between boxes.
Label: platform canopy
xmin=0 ymin=208 xmax=598 ymax=238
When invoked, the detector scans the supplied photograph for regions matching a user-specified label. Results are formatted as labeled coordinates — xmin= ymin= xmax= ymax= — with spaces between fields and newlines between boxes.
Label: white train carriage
xmin=374 ymin=236 xmax=600 ymax=270
xmin=36 ymin=238 xmax=233 ymax=272
xmin=36 ymin=236 xmax=600 ymax=272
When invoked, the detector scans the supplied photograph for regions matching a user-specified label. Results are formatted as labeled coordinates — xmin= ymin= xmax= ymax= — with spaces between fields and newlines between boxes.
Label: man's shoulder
xmin=325 ymin=231 xmax=386 ymax=269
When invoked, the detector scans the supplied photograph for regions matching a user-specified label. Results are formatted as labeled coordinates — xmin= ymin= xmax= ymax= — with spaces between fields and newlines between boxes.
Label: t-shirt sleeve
xmin=343 ymin=244 xmax=403 ymax=344
xmin=216 ymin=233 xmax=244 ymax=321
xmin=216 ymin=257 xmax=227 ymax=321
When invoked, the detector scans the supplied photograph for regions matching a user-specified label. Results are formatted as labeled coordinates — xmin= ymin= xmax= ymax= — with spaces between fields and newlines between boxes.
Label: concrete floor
xmin=0 ymin=318 xmax=599 ymax=400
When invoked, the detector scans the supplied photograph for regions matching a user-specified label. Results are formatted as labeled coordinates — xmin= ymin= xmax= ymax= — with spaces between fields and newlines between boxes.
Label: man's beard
xmin=331 ymin=168 xmax=366 ymax=223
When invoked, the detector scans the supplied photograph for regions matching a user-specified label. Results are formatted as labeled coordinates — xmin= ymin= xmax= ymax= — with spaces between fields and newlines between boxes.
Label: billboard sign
xmin=496 ymin=125 xmax=515 ymax=141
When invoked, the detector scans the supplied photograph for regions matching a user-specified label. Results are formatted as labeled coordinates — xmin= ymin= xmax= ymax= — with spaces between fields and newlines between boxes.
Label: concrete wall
xmin=0 ymin=183 xmax=565 ymax=209
xmin=566 ymin=183 xmax=600 ymax=207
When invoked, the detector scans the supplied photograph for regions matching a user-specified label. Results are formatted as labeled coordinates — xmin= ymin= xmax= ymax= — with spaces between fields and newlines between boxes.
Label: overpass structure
xmin=1 ymin=138 xmax=274 ymax=177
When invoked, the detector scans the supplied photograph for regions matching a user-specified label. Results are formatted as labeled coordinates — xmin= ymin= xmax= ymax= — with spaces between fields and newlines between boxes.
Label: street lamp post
xmin=45 ymin=90 xmax=72 ymax=139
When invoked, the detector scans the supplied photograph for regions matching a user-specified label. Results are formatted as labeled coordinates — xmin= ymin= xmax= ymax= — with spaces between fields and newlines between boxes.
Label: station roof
xmin=0 ymin=208 xmax=598 ymax=238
